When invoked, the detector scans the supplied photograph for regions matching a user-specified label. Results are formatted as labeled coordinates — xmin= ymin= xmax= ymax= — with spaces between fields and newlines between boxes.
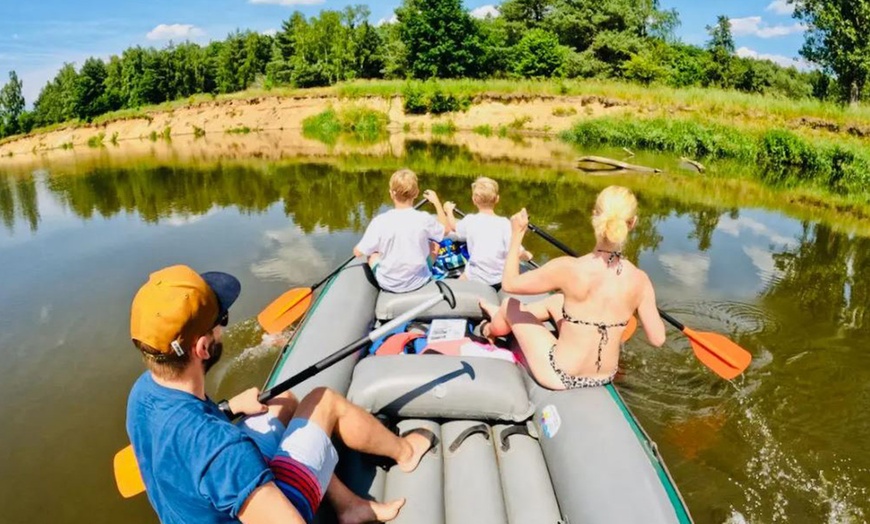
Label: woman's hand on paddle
xmin=228 ymin=387 xmax=268 ymax=417
xmin=511 ymin=208 xmax=529 ymax=237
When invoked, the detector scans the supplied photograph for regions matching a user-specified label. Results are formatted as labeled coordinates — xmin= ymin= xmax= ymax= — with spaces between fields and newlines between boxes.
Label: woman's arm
xmin=501 ymin=208 xmax=569 ymax=295
xmin=637 ymin=273 xmax=666 ymax=347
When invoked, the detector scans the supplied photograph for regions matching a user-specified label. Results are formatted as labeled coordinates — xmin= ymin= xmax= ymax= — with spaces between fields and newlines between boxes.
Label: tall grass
xmin=562 ymin=116 xmax=870 ymax=198
xmin=302 ymin=107 xmax=388 ymax=145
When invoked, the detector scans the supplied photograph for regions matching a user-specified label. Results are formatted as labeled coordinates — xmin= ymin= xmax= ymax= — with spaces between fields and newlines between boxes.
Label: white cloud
xmin=766 ymin=0 xmax=794 ymax=16
xmin=716 ymin=215 xmax=798 ymax=247
xmin=376 ymin=14 xmax=398 ymax=27
xmin=736 ymin=46 xmax=811 ymax=70
xmin=146 ymin=24 xmax=206 ymax=41
xmin=742 ymin=245 xmax=780 ymax=282
xmin=658 ymin=253 xmax=711 ymax=289
xmin=470 ymin=5 xmax=499 ymax=19
xmin=249 ymin=0 xmax=324 ymax=5
xmin=730 ymin=16 xmax=805 ymax=38
xmin=262 ymin=28 xmax=278 ymax=37
xmin=251 ymin=225 xmax=329 ymax=283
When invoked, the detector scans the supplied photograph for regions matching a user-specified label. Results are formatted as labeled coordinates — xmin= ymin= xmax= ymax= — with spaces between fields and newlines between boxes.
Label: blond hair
xmin=389 ymin=169 xmax=419 ymax=203
xmin=591 ymin=186 xmax=637 ymax=246
xmin=471 ymin=177 xmax=499 ymax=207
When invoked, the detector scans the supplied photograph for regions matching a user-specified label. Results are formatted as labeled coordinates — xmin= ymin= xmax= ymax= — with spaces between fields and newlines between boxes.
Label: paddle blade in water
xmin=258 ymin=288 xmax=314 ymax=335
xmin=114 ymin=446 xmax=145 ymax=498
xmin=621 ymin=316 xmax=638 ymax=343
xmin=683 ymin=328 xmax=752 ymax=380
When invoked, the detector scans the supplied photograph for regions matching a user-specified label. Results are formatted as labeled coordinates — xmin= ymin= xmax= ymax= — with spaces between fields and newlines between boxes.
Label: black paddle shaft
xmin=523 ymin=218 xmax=684 ymax=332
xmin=243 ymin=280 xmax=455 ymax=413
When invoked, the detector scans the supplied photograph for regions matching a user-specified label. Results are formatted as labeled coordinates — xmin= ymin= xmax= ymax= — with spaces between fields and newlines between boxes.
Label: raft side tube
xmin=529 ymin=383 xmax=683 ymax=524
xmin=266 ymin=260 xmax=379 ymax=398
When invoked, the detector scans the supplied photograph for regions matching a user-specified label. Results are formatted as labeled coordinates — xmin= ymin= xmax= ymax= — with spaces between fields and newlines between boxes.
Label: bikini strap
xmin=560 ymin=308 xmax=630 ymax=372
xmin=597 ymin=249 xmax=623 ymax=275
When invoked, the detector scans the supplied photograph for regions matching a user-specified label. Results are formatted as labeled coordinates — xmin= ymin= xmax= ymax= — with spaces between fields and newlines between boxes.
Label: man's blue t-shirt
xmin=126 ymin=372 xmax=274 ymax=523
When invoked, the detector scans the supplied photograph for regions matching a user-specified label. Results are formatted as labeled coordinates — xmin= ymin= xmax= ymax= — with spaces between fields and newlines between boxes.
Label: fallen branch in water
xmin=622 ymin=147 xmax=635 ymax=158
xmin=680 ymin=157 xmax=706 ymax=173
xmin=576 ymin=156 xmax=662 ymax=174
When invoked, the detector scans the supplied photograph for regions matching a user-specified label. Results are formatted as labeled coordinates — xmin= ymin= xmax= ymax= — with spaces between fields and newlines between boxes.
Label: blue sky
xmin=0 ymin=0 xmax=807 ymax=106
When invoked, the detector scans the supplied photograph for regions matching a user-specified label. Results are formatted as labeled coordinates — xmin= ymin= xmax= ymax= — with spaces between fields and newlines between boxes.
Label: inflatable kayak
xmin=263 ymin=260 xmax=693 ymax=524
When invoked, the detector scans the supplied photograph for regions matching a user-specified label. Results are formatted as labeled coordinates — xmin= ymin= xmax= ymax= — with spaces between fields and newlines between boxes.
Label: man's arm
xmin=239 ymin=482 xmax=306 ymax=524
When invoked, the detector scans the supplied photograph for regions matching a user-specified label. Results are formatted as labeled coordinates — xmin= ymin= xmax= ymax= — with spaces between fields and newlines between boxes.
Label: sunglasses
xmin=216 ymin=311 xmax=229 ymax=327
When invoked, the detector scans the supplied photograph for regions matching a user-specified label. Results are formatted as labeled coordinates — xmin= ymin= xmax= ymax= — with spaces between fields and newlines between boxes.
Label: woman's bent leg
xmin=502 ymin=298 xmax=566 ymax=390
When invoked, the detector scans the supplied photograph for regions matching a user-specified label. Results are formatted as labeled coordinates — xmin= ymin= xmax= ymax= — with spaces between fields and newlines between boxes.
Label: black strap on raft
xmin=448 ymin=423 xmax=490 ymax=452
xmin=499 ymin=425 xmax=533 ymax=452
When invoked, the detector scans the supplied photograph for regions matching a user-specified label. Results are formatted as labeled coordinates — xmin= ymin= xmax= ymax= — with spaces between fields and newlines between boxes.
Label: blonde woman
xmin=479 ymin=186 xmax=666 ymax=390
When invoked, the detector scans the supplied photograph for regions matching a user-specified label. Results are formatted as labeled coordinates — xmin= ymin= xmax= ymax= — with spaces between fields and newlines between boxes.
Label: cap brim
xmin=200 ymin=272 xmax=241 ymax=315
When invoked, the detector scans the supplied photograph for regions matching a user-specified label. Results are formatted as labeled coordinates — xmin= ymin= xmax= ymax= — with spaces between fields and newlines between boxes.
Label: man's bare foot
xmin=397 ymin=431 xmax=434 ymax=473
xmin=337 ymin=497 xmax=406 ymax=524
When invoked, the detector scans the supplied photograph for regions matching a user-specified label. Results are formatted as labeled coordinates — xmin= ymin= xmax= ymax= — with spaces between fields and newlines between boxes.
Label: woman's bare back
xmin=552 ymin=253 xmax=648 ymax=378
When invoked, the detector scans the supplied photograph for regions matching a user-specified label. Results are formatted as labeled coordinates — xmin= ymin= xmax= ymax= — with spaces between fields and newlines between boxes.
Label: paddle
xmin=257 ymin=198 xmax=429 ymax=335
xmin=520 ymin=215 xmax=752 ymax=379
xmin=115 ymin=280 xmax=457 ymax=498
xmin=448 ymin=206 xmax=639 ymax=345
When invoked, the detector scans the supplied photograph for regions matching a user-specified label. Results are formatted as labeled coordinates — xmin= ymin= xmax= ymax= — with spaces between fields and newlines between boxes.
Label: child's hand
xmin=511 ymin=208 xmax=529 ymax=236
xmin=423 ymin=189 xmax=441 ymax=205
xmin=444 ymin=201 xmax=456 ymax=214
xmin=521 ymin=249 xmax=533 ymax=261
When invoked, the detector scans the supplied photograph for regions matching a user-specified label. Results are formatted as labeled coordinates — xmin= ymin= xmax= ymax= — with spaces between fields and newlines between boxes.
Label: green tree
xmin=103 ymin=55 xmax=126 ymax=111
xmin=500 ymin=0 xmax=554 ymax=43
xmin=705 ymin=15 xmax=735 ymax=87
xmin=0 ymin=71 xmax=25 ymax=137
xmin=623 ymin=45 xmax=670 ymax=85
xmin=74 ymin=58 xmax=109 ymax=120
xmin=397 ymin=0 xmax=485 ymax=78
xmin=511 ymin=29 xmax=567 ymax=77
xmin=33 ymin=63 xmax=78 ymax=126
xmin=793 ymin=0 xmax=870 ymax=104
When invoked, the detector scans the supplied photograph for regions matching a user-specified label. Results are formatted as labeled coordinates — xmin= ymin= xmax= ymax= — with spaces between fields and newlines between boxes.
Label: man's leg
xmin=293 ymin=387 xmax=431 ymax=474
xmin=326 ymin=475 xmax=405 ymax=524
xmin=239 ymin=390 xmax=298 ymax=459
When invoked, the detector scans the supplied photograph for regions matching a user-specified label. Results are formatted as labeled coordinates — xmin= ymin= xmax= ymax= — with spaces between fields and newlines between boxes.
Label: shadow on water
xmin=0 ymin=142 xmax=869 ymax=523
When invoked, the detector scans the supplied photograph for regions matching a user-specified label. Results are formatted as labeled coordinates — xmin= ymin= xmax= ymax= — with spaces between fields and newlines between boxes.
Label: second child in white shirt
xmin=445 ymin=177 xmax=531 ymax=287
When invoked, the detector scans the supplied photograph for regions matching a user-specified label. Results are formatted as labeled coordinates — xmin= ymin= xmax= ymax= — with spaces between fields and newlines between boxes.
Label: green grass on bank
xmin=301 ymin=106 xmax=389 ymax=145
xmin=562 ymin=116 xmax=870 ymax=199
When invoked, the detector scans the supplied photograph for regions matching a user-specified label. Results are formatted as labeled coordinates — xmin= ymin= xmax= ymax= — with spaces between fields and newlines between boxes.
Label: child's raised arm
xmin=424 ymin=189 xmax=452 ymax=234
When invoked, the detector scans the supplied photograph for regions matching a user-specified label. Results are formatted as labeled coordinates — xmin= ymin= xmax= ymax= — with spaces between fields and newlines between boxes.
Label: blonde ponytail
xmin=591 ymin=186 xmax=637 ymax=246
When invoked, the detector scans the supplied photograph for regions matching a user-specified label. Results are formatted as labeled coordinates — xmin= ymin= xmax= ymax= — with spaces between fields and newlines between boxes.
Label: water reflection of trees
xmin=0 ymin=174 xmax=40 ymax=233
xmin=2 ymin=153 xmax=740 ymax=265
xmin=764 ymin=222 xmax=869 ymax=329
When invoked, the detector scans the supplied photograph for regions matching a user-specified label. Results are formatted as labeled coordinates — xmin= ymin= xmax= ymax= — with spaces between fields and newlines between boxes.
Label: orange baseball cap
xmin=130 ymin=265 xmax=240 ymax=359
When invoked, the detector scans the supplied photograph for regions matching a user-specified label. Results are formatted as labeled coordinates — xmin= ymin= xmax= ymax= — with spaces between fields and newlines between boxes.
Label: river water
xmin=0 ymin=142 xmax=868 ymax=523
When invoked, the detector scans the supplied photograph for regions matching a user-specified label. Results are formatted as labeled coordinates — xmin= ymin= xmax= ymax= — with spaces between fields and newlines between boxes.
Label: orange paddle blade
xmin=621 ymin=315 xmax=638 ymax=343
xmin=114 ymin=446 xmax=146 ymax=498
xmin=683 ymin=327 xmax=752 ymax=380
xmin=257 ymin=288 xmax=314 ymax=335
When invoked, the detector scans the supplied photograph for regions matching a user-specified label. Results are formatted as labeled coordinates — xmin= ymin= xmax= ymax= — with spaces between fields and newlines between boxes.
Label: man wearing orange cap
xmin=126 ymin=265 xmax=431 ymax=524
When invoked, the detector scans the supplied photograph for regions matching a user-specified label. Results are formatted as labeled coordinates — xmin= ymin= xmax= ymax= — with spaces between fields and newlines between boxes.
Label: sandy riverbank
xmin=0 ymin=95 xmax=624 ymax=165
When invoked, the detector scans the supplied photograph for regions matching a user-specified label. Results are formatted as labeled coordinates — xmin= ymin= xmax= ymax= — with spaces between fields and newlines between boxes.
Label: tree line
xmin=0 ymin=0 xmax=865 ymax=140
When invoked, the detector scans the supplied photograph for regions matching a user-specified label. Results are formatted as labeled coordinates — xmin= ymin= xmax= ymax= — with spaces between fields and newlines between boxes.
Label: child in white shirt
xmin=354 ymin=169 xmax=450 ymax=293
xmin=445 ymin=177 xmax=531 ymax=286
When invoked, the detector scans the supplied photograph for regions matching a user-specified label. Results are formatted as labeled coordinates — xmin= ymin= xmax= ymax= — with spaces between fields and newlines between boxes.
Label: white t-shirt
xmin=356 ymin=208 xmax=445 ymax=293
xmin=455 ymin=213 xmax=511 ymax=286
